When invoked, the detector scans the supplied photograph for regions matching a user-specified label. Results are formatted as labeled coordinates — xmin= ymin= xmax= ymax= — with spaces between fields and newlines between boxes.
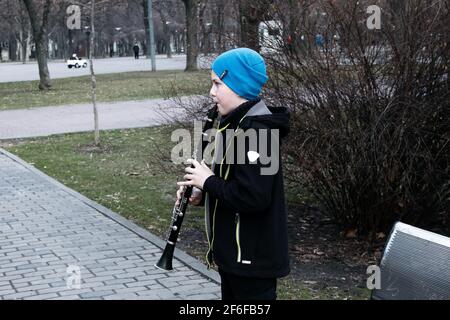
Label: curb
xmin=0 ymin=147 xmax=221 ymax=285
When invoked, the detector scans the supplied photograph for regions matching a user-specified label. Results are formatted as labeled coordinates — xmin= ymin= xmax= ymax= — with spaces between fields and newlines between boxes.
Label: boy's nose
xmin=209 ymin=85 xmax=216 ymax=97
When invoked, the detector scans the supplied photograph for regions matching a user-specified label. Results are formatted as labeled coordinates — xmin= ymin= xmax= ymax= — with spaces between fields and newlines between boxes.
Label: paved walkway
xmin=0 ymin=148 xmax=221 ymax=300
xmin=0 ymin=98 xmax=187 ymax=140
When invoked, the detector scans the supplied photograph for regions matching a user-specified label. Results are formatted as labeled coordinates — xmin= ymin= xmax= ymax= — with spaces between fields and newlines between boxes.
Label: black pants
xmin=219 ymin=269 xmax=277 ymax=300
xmin=134 ymin=52 xmax=139 ymax=59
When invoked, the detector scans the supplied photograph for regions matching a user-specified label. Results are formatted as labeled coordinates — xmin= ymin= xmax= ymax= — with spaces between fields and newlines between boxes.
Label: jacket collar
xmin=218 ymin=98 xmax=271 ymax=130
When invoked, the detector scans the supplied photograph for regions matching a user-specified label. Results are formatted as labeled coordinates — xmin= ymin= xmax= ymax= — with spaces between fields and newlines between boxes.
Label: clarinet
xmin=155 ymin=106 xmax=219 ymax=271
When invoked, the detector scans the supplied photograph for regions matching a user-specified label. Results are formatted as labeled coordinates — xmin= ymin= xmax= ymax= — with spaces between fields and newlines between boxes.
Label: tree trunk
xmin=214 ymin=0 xmax=225 ymax=51
xmin=143 ymin=0 xmax=150 ymax=58
xmin=21 ymin=38 xmax=28 ymax=64
xmin=165 ymin=32 xmax=172 ymax=58
xmin=26 ymin=25 xmax=31 ymax=62
xmin=198 ymin=1 xmax=206 ymax=54
xmin=18 ymin=28 xmax=28 ymax=64
xmin=182 ymin=0 xmax=198 ymax=71
xmin=159 ymin=13 xmax=172 ymax=58
xmin=35 ymin=36 xmax=51 ymax=90
xmin=22 ymin=0 xmax=51 ymax=90
xmin=9 ymin=34 xmax=17 ymax=61
xmin=68 ymin=29 xmax=74 ymax=59
xmin=238 ymin=0 xmax=270 ymax=52
xmin=89 ymin=0 xmax=100 ymax=146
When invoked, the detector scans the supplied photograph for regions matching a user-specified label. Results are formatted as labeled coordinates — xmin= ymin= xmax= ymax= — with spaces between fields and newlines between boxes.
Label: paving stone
xmin=0 ymin=150 xmax=220 ymax=300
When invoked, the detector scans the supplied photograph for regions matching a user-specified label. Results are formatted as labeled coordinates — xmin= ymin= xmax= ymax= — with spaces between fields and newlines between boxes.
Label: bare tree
xmin=212 ymin=0 xmax=226 ymax=51
xmin=181 ymin=0 xmax=199 ymax=71
xmin=154 ymin=0 xmax=179 ymax=58
xmin=264 ymin=0 xmax=449 ymax=238
xmin=238 ymin=0 xmax=272 ymax=51
xmin=0 ymin=0 xmax=32 ymax=64
xmin=198 ymin=0 xmax=207 ymax=53
xmin=142 ymin=0 xmax=150 ymax=57
xmin=68 ymin=0 xmax=112 ymax=146
xmin=22 ymin=0 xmax=52 ymax=90
xmin=88 ymin=0 xmax=100 ymax=145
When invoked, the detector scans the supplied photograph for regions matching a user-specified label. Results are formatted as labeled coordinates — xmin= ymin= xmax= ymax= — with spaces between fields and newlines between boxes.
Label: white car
xmin=67 ymin=56 xmax=88 ymax=69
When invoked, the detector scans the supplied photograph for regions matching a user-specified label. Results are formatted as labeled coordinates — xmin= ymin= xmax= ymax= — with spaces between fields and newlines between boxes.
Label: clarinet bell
xmin=155 ymin=243 xmax=175 ymax=271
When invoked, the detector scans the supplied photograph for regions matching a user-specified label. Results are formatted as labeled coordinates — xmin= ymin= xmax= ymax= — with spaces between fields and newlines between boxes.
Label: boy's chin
xmin=217 ymin=104 xmax=228 ymax=116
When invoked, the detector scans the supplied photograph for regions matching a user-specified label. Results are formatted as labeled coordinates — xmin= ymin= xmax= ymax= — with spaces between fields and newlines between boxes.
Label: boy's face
xmin=210 ymin=71 xmax=247 ymax=116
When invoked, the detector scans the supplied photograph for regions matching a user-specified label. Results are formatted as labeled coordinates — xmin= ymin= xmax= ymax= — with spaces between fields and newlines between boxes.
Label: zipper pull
xmin=235 ymin=213 xmax=239 ymax=223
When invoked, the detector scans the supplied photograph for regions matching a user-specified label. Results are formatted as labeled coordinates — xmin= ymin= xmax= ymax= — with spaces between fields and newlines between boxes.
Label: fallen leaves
xmin=345 ymin=229 xmax=358 ymax=238
xmin=376 ymin=232 xmax=386 ymax=240
xmin=313 ymin=248 xmax=325 ymax=256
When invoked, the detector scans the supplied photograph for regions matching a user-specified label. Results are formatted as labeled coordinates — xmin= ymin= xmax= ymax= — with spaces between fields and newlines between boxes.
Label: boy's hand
xmin=177 ymin=159 xmax=214 ymax=190
xmin=176 ymin=186 xmax=202 ymax=206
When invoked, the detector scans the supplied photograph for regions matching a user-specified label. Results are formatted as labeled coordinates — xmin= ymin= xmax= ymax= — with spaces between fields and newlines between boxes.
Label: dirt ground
xmin=285 ymin=204 xmax=383 ymax=297
xmin=177 ymin=202 xmax=385 ymax=299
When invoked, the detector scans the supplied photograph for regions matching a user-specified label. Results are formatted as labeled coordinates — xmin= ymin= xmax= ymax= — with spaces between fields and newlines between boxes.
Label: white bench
xmin=371 ymin=222 xmax=450 ymax=300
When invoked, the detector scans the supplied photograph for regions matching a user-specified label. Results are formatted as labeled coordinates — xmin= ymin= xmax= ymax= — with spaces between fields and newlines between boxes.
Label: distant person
xmin=287 ymin=34 xmax=294 ymax=53
xmin=315 ymin=34 xmax=324 ymax=48
xmin=133 ymin=43 xmax=140 ymax=59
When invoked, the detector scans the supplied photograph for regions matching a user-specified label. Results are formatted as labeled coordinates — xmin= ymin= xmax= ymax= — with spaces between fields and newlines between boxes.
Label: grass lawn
xmin=277 ymin=276 xmax=370 ymax=300
xmin=2 ymin=126 xmax=370 ymax=300
xmin=0 ymin=70 xmax=210 ymax=111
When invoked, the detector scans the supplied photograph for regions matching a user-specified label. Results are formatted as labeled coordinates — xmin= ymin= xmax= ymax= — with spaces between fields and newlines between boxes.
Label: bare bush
xmin=263 ymin=0 xmax=449 ymax=238
xmin=149 ymin=90 xmax=215 ymax=174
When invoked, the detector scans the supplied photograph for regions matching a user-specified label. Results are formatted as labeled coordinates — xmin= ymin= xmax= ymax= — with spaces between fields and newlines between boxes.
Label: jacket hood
xmin=245 ymin=105 xmax=291 ymax=138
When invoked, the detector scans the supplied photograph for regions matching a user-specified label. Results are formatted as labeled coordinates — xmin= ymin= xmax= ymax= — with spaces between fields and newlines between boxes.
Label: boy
xmin=177 ymin=48 xmax=290 ymax=300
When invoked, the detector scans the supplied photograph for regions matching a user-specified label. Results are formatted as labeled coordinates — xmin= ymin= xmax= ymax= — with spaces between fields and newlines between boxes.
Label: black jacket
xmin=202 ymin=98 xmax=291 ymax=278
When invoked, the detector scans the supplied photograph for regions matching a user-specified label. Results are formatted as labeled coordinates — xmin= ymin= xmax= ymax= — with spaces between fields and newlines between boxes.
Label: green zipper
xmin=204 ymin=122 xmax=230 ymax=268
xmin=235 ymin=213 xmax=241 ymax=263
xmin=204 ymin=116 xmax=246 ymax=268
xmin=205 ymin=198 xmax=218 ymax=269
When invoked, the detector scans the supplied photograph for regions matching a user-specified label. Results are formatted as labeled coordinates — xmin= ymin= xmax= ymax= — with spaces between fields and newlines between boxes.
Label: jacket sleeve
xmin=196 ymin=190 xmax=206 ymax=207
xmin=203 ymin=165 xmax=274 ymax=214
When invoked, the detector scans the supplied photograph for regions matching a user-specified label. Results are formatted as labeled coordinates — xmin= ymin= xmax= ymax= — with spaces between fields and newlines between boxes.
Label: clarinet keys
xmin=155 ymin=105 xmax=219 ymax=271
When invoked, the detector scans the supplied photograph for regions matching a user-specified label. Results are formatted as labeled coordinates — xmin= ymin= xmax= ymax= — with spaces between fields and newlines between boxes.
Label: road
xmin=0 ymin=55 xmax=212 ymax=83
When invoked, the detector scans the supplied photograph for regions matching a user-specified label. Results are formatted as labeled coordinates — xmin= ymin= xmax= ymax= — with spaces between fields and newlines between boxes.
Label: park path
xmin=0 ymin=148 xmax=221 ymax=300
xmin=0 ymin=98 xmax=187 ymax=140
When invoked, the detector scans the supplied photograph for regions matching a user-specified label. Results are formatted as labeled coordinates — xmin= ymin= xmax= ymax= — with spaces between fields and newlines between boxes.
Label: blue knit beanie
xmin=212 ymin=48 xmax=268 ymax=100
